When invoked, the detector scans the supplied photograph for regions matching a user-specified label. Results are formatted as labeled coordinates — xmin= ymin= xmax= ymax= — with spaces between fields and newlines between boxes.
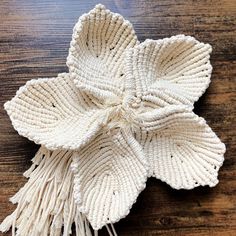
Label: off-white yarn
xmin=0 ymin=147 xmax=93 ymax=236
xmin=124 ymin=35 xmax=212 ymax=108
xmin=4 ymin=73 xmax=111 ymax=150
xmin=72 ymin=127 xmax=148 ymax=230
xmin=1 ymin=3 xmax=226 ymax=234
xmin=133 ymin=105 xmax=225 ymax=189
xmin=67 ymin=4 xmax=138 ymax=100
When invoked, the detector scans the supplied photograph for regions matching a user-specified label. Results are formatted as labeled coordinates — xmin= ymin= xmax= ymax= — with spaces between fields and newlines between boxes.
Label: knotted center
xmin=101 ymin=96 xmax=141 ymax=131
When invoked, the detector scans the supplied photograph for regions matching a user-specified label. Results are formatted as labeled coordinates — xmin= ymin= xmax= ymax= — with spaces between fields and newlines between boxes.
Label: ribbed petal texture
xmin=72 ymin=127 xmax=148 ymax=230
xmin=134 ymin=105 xmax=226 ymax=189
xmin=4 ymin=73 xmax=109 ymax=150
xmin=67 ymin=4 xmax=138 ymax=100
xmin=124 ymin=35 xmax=212 ymax=108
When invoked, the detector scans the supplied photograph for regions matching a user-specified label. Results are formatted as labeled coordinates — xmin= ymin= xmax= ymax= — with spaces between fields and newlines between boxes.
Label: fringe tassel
xmin=0 ymin=147 xmax=94 ymax=236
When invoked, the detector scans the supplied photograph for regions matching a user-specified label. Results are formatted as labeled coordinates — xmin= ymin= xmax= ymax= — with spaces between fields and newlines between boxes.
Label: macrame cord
xmin=0 ymin=4 xmax=225 ymax=236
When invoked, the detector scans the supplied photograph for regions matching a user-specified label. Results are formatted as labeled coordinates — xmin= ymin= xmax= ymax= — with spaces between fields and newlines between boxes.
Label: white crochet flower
xmin=4 ymin=4 xmax=225 ymax=231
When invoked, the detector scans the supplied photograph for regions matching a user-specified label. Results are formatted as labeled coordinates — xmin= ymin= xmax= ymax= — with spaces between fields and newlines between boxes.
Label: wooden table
xmin=0 ymin=1 xmax=235 ymax=235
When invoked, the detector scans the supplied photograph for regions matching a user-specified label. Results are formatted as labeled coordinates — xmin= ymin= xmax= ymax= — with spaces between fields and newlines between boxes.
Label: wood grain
xmin=0 ymin=0 xmax=235 ymax=235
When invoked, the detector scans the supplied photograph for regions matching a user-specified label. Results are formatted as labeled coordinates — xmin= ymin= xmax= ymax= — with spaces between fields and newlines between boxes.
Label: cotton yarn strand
xmin=0 ymin=147 xmax=93 ymax=236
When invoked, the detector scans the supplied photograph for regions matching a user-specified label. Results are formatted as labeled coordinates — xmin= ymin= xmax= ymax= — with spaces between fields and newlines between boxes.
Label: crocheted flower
xmin=4 ymin=4 xmax=225 ymax=231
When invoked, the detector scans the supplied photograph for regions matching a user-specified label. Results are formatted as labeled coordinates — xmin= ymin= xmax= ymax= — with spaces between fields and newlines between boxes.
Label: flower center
xmin=102 ymin=96 xmax=141 ymax=131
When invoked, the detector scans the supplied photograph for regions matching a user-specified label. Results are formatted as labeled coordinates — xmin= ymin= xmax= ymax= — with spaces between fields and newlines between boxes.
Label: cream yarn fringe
xmin=0 ymin=147 xmax=116 ymax=236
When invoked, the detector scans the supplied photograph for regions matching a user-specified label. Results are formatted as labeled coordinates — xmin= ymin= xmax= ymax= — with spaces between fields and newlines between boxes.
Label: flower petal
xmin=124 ymin=35 xmax=212 ymax=108
xmin=4 ymin=73 xmax=110 ymax=150
xmin=67 ymin=4 xmax=138 ymax=100
xmin=72 ymin=127 xmax=148 ymax=229
xmin=134 ymin=105 xmax=225 ymax=189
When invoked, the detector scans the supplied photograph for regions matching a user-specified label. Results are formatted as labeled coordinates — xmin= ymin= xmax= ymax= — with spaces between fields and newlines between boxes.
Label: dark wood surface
xmin=0 ymin=0 xmax=235 ymax=235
